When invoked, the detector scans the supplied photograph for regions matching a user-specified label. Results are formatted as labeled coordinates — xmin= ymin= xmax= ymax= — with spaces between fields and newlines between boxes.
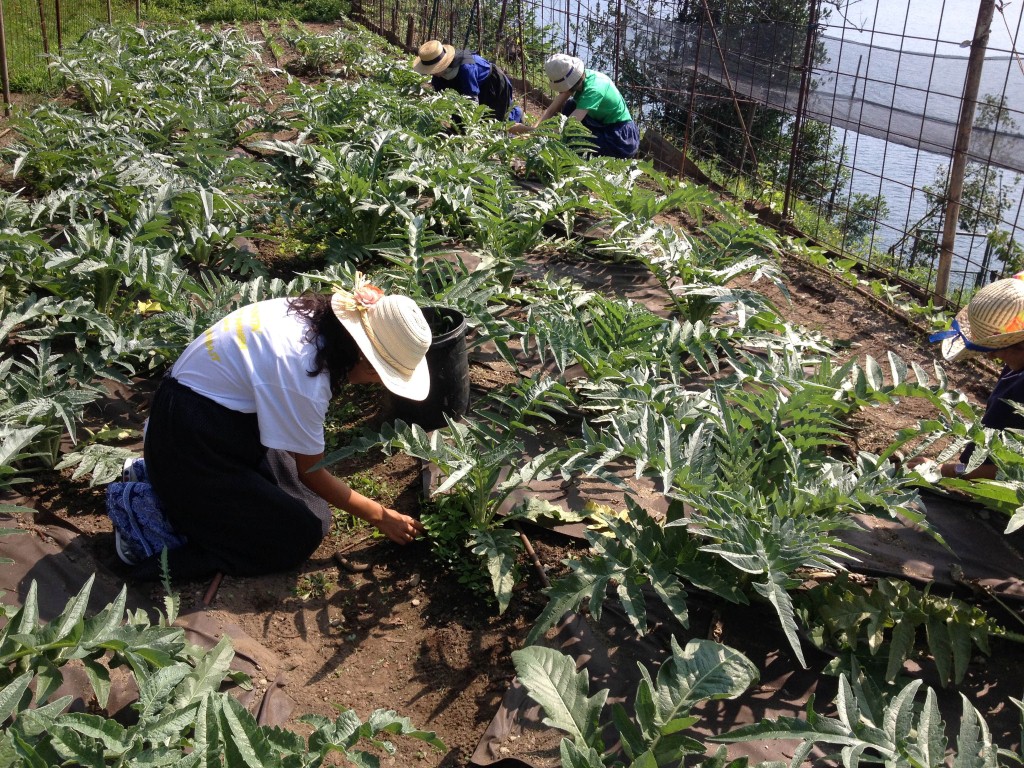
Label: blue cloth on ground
xmin=106 ymin=480 xmax=186 ymax=563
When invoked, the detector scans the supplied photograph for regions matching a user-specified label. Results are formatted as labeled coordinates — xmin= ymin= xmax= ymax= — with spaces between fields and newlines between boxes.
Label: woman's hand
xmin=375 ymin=506 xmax=425 ymax=545
xmin=903 ymin=456 xmax=998 ymax=481
xmin=293 ymin=451 xmax=424 ymax=544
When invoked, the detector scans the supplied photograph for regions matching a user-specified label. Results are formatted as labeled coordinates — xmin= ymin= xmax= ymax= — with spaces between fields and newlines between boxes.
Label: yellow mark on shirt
xmin=204 ymin=328 xmax=220 ymax=361
xmin=235 ymin=314 xmax=247 ymax=349
xmin=235 ymin=306 xmax=263 ymax=349
xmin=248 ymin=305 xmax=262 ymax=336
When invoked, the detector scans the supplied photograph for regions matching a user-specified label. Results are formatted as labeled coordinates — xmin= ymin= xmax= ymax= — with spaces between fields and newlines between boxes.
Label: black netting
xmin=632 ymin=12 xmax=1024 ymax=174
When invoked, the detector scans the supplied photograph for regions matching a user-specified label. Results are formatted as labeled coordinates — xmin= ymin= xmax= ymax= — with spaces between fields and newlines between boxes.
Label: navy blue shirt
xmin=430 ymin=51 xmax=518 ymax=121
xmin=431 ymin=54 xmax=493 ymax=102
xmin=961 ymin=365 xmax=1024 ymax=464
xmin=982 ymin=366 xmax=1024 ymax=430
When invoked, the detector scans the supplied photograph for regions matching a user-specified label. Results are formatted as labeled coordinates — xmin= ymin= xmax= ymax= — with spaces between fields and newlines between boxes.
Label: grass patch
xmin=145 ymin=0 xmax=348 ymax=23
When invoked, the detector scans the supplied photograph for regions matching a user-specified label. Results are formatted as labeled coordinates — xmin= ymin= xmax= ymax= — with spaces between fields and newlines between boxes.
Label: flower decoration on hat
xmin=332 ymin=272 xmax=384 ymax=313
xmin=330 ymin=273 xmax=432 ymax=400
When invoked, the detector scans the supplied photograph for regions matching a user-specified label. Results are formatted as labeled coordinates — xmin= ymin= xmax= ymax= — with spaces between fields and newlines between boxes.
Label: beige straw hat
xmin=934 ymin=273 xmax=1024 ymax=361
xmin=544 ymin=54 xmax=585 ymax=92
xmin=331 ymin=274 xmax=431 ymax=400
xmin=413 ymin=40 xmax=456 ymax=75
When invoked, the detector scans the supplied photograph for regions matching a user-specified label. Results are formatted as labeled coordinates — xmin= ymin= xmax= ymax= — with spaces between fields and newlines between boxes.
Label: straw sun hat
xmin=331 ymin=274 xmax=431 ymax=400
xmin=544 ymin=53 xmax=585 ymax=92
xmin=412 ymin=40 xmax=456 ymax=75
xmin=931 ymin=273 xmax=1024 ymax=362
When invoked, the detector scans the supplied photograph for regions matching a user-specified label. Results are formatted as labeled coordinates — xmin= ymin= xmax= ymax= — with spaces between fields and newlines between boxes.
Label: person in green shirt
xmin=510 ymin=53 xmax=639 ymax=158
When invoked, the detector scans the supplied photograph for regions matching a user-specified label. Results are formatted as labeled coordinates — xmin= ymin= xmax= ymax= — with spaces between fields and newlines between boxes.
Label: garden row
xmin=1 ymin=19 xmax=1023 ymax=766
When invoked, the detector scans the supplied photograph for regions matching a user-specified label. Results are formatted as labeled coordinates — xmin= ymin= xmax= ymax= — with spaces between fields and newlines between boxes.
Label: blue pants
xmin=563 ymin=99 xmax=639 ymax=159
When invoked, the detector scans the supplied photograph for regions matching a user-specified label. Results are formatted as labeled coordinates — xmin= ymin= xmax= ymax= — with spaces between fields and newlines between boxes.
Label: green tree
xmin=905 ymin=94 xmax=1022 ymax=277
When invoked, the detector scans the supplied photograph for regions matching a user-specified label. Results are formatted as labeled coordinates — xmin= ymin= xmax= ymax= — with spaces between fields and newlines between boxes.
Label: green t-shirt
xmin=574 ymin=70 xmax=632 ymax=125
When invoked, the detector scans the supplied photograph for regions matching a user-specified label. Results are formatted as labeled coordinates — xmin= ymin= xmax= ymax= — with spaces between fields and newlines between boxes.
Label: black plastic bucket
xmin=386 ymin=306 xmax=470 ymax=430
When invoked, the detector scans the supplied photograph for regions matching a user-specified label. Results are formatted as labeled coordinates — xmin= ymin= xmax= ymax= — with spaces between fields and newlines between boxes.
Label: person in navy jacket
xmin=914 ymin=273 xmax=1024 ymax=480
xmin=413 ymin=39 xmax=523 ymax=123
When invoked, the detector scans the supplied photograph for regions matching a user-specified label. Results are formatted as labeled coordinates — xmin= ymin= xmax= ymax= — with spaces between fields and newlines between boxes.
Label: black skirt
xmin=135 ymin=376 xmax=328 ymax=580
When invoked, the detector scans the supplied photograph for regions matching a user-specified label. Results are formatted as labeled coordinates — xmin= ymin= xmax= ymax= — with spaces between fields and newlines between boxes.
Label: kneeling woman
xmin=511 ymin=53 xmax=639 ymax=159
xmin=133 ymin=276 xmax=429 ymax=581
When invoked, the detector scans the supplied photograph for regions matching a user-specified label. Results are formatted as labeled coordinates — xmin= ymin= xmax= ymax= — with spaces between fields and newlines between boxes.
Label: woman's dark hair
xmin=287 ymin=292 xmax=361 ymax=396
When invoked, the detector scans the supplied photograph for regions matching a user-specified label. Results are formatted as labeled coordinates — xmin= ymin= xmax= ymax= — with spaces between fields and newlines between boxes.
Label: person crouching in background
xmin=510 ymin=53 xmax=639 ymax=159
xmin=413 ymin=40 xmax=523 ymax=123
xmin=911 ymin=273 xmax=1024 ymax=480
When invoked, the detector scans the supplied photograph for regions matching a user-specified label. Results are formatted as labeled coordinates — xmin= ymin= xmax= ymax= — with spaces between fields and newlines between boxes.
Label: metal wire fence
xmin=356 ymin=0 xmax=1024 ymax=308
xmin=1 ymin=0 xmax=139 ymax=93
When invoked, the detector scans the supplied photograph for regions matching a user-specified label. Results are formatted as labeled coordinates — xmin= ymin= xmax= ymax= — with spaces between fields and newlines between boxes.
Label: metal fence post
xmin=613 ymin=0 xmax=622 ymax=82
xmin=564 ymin=0 xmax=569 ymax=48
xmin=700 ymin=0 xmax=757 ymax=170
xmin=680 ymin=20 xmax=703 ymax=166
xmin=782 ymin=0 xmax=821 ymax=219
xmin=935 ymin=0 xmax=995 ymax=300
xmin=54 ymin=0 xmax=63 ymax=52
xmin=36 ymin=0 xmax=49 ymax=56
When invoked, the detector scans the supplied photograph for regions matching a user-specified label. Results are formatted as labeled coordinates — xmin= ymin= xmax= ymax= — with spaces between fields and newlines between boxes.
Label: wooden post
xmin=497 ymin=0 xmax=509 ymax=45
xmin=392 ymin=0 xmax=398 ymax=35
xmin=782 ymin=0 xmax=821 ymax=219
xmin=54 ymin=0 xmax=63 ymax=52
xmin=517 ymin=0 xmax=525 ymax=99
xmin=36 ymin=0 xmax=49 ymax=56
xmin=406 ymin=15 xmax=415 ymax=48
xmin=135 ymin=0 xmax=141 ymax=22
xmin=935 ymin=0 xmax=996 ymax=300
xmin=106 ymin=0 xmax=112 ymax=23
xmin=0 ymin=0 xmax=10 ymax=117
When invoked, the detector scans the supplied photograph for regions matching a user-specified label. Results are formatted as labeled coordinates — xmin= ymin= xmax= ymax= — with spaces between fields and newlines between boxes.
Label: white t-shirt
xmin=172 ymin=298 xmax=332 ymax=455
